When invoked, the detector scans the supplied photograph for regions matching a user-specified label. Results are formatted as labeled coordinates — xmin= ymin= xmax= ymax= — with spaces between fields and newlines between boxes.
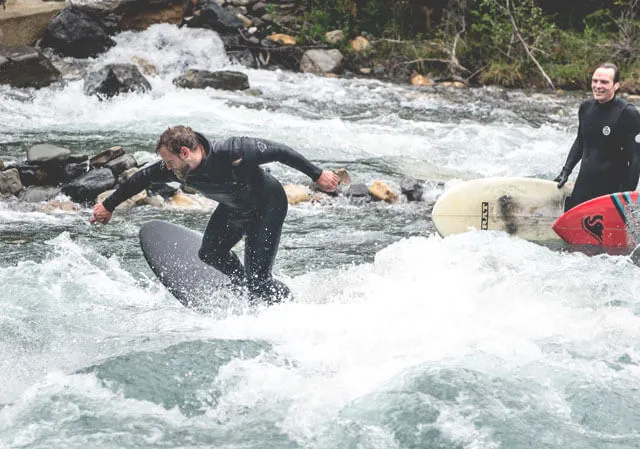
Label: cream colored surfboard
xmin=432 ymin=177 xmax=573 ymax=242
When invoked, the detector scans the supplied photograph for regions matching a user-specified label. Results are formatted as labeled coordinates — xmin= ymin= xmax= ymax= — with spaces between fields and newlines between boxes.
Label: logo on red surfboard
xmin=581 ymin=215 xmax=604 ymax=243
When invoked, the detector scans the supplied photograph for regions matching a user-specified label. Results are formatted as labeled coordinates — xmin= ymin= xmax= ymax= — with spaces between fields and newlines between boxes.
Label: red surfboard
xmin=552 ymin=191 xmax=640 ymax=248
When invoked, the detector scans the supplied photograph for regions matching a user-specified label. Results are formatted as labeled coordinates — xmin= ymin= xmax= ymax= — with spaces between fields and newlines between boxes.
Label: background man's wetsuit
xmin=102 ymin=133 xmax=323 ymax=302
xmin=560 ymin=97 xmax=640 ymax=211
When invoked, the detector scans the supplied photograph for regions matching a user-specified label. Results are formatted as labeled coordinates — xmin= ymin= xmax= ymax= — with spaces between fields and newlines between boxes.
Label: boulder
xmin=90 ymin=146 xmax=126 ymax=168
xmin=0 ymin=45 xmax=61 ymax=88
xmin=400 ymin=178 xmax=424 ymax=202
xmin=61 ymin=167 xmax=116 ymax=203
xmin=105 ymin=154 xmax=137 ymax=177
xmin=343 ymin=183 xmax=369 ymax=198
xmin=173 ymin=69 xmax=249 ymax=91
xmin=17 ymin=163 xmax=65 ymax=187
xmin=325 ymin=30 xmax=345 ymax=44
xmin=183 ymin=0 xmax=244 ymax=33
xmin=251 ymin=2 xmax=267 ymax=15
xmin=300 ymin=49 xmax=343 ymax=75
xmin=266 ymin=33 xmax=295 ymax=46
xmin=0 ymin=168 xmax=23 ymax=195
xmin=350 ymin=36 xmax=369 ymax=53
xmin=39 ymin=7 xmax=116 ymax=58
xmin=411 ymin=73 xmax=434 ymax=86
xmin=369 ymin=180 xmax=397 ymax=203
xmin=283 ymin=184 xmax=311 ymax=205
xmin=97 ymin=188 xmax=147 ymax=210
xmin=63 ymin=161 xmax=90 ymax=182
xmin=71 ymin=0 xmax=185 ymax=32
xmin=27 ymin=143 xmax=71 ymax=163
xmin=259 ymin=44 xmax=304 ymax=71
xmin=227 ymin=49 xmax=258 ymax=69
xmin=18 ymin=186 xmax=62 ymax=202
xmin=334 ymin=168 xmax=351 ymax=185
xmin=342 ymin=183 xmax=371 ymax=205
xmin=84 ymin=64 xmax=151 ymax=98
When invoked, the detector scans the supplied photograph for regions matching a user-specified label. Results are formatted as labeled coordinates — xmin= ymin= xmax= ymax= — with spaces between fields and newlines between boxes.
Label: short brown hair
xmin=597 ymin=62 xmax=620 ymax=83
xmin=155 ymin=126 xmax=199 ymax=154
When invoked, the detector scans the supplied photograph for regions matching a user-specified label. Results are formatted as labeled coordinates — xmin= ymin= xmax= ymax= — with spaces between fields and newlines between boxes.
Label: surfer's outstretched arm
xmin=224 ymin=137 xmax=339 ymax=192
xmin=90 ymin=161 xmax=173 ymax=224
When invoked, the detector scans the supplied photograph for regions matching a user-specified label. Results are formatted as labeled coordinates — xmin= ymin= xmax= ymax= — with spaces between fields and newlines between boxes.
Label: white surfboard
xmin=432 ymin=177 xmax=573 ymax=242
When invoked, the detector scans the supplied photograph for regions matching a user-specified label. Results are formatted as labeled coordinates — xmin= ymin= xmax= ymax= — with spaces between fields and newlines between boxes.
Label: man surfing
xmin=91 ymin=126 xmax=339 ymax=304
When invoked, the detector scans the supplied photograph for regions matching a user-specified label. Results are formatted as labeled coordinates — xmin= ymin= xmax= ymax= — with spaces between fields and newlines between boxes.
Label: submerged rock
xmin=0 ymin=168 xmax=23 ymax=195
xmin=0 ymin=45 xmax=61 ymax=88
xmin=173 ymin=69 xmax=250 ymax=91
xmin=83 ymin=64 xmax=151 ymax=98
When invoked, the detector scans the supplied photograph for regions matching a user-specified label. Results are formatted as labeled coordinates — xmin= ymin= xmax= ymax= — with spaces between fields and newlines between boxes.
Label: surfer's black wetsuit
xmin=559 ymin=97 xmax=640 ymax=211
xmin=103 ymin=133 xmax=323 ymax=302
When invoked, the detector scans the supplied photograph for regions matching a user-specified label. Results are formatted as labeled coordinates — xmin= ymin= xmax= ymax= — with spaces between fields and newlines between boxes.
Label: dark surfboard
xmin=139 ymin=220 xmax=228 ymax=308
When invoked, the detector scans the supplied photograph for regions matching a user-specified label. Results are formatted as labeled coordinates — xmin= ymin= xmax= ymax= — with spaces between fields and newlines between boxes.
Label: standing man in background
xmin=554 ymin=62 xmax=640 ymax=210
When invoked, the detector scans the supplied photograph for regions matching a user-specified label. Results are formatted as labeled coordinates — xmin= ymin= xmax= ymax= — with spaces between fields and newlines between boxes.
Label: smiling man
xmin=91 ymin=126 xmax=339 ymax=304
xmin=554 ymin=62 xmax=640 ymax=210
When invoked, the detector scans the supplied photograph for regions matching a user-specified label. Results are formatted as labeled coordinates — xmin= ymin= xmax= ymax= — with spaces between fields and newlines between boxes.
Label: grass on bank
xmin=296 ymin=0 xmax=640 ymax=91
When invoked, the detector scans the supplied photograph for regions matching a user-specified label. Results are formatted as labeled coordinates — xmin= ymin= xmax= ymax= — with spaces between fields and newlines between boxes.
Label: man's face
xmin=591 ymin=68 xmax=619 ymax=103
xmin=158 ymin=146 xmax=190 ymax=181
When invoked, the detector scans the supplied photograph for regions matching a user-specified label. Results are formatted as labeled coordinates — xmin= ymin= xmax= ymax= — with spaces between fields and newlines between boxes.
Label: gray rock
xmin=228 ymin=49 xmax=258 ymax=69
xmin=39 ymin=6 xmax=116 ymax=58
xmin=61 ymin=167 xmax=116 ymax=203
xmin=0 ymin=45 xmax=61 ymax=88
xmin=183 ymin=0 xmax=244 ymax=32
xmin=17 ymin=163 xmax=64 ymax=187
xmin=344 ymin=183 xmax=369 ymax=197
xmin=105 ymin=154 xmax=137 ymax=177
xmin=90 ymin=146 xmax=125 ymax=168
xmin=27 ymin=143 xmax=72 ymax=163
xmin=0 ymin=168 xmax=23 ymax=195
xmin=173 ymin=69 xmax=250 ymax=91
xmin=300 ymin=49 xmax=343 ymax=74
xmin=84 ymin=64 xmax=151 ymax=98
xmin=325 ymin=30 xmax=345 ymax=44
xmin=18 ymin=186 xmax=62 ymax=202
xmin=63 ymin=161 xmax=90 ymax=182
xmin=401 ymin=178 xmax=424 ymax=202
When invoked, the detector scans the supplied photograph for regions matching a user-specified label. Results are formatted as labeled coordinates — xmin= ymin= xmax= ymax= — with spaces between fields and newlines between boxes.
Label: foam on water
xmin=3 ymin=230 xmax=640 ymax=447
xmin=0 ymin=25 xmax=579 ymax=184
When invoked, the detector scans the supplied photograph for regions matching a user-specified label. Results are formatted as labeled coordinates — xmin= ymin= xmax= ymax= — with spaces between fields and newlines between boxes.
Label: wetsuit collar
xmin=595 ymin=96 xmax=618 ymax=108
xmin=195 ymin=131 xmax=212 ymax=156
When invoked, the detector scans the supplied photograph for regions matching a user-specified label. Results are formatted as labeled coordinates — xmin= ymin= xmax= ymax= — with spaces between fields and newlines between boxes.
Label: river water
xmin=2 ymin=24 xmax=640 ymax=449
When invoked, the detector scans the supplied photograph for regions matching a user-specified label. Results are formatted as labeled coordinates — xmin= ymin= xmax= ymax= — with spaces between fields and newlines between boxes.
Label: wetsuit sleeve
xmin=619 ymin=106 xmax=640 ymax=191
xmin=228 ymin=137 xmax=324 ymax=181
xmin=562 ymin=103 xmax=586 ymax=173
xmin=102 ymin=161 xmax=173 ymax=212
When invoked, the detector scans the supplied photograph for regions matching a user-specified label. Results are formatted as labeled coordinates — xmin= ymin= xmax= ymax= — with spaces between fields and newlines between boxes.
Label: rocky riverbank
xmin=0 ymin=142 xmax=425 ymax=214
xmin=0 ymin=0 xmax=465 ymax=91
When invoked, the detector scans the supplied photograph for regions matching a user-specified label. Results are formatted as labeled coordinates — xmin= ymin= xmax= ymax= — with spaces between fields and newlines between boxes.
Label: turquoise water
xmin=2 ymin=23 xmax=640 ymax=449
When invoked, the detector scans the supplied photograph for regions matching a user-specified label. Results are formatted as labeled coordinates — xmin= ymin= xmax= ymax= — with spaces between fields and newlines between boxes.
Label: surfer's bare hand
xmin=316 ymin=170 xmax=339 ymax=192
xmin=90 ymin=203 xmax=112 ymax=224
